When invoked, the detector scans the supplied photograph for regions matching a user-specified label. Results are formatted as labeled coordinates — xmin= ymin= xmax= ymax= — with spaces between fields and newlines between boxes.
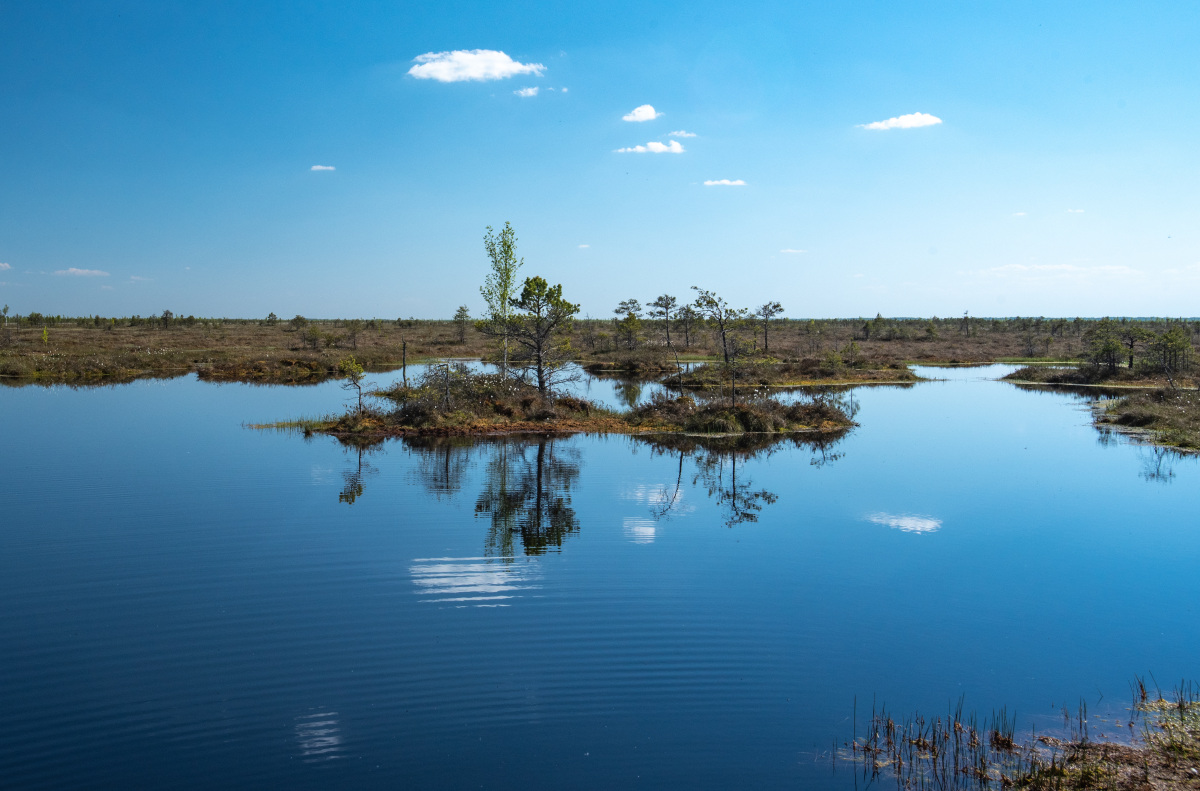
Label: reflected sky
xmin=294 ymin=711 xmax=343 ymax=763
xmin=3 ymin=365 xmax=1199 ymax=790
xmin=409 ymin=556 xmax=541 ymax=607
xmin=866 ymin=512 xmax=943 ymax=534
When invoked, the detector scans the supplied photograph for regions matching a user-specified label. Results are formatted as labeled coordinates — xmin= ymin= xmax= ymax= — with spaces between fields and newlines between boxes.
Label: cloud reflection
xmin=295 ymin=711 xmax=343 ymax=762
xmin=410 ymin=556 xmax=541 ymax=607
xmin=623 ymin=517 xmax=658 ymax=544
xmin=867 ymin=513 xmax=942 ymax=534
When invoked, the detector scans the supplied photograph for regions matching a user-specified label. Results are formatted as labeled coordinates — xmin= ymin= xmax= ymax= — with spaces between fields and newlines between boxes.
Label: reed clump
xmin=370 ymin=366 xmax=617 ymax=431
xmin=674 ymin=358 xmax=915 ymax=389
xmin=1004 ymin=366 xmax=1198 ymax=389
xmin=841 ymin=680 xmax=1200 ymax=791
xmin=307 ymin=369 xmax=855 ymax=439
xmin=582 ymin=347 xmax=681 ymax=374
xmin=627 ymin=391 xmax=853 ymax=433
xmin=1097 ymin=389 xmax=1200 ymax=450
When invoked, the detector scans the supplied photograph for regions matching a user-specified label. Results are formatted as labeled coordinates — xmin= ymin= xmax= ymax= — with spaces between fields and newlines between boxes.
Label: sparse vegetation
xmin=297 ymin=366 xmax=856 ymax=441
xmin=1096 ymin=389 xmax=1200 ymax=450
xmin=840 ymin=680 xmax=1200 ymax=791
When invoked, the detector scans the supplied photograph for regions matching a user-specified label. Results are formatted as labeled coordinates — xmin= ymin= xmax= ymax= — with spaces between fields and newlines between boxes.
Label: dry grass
xmin=1005 ymin=366 xmax=1198 ymax=389
xmin=3 ymin=316 xmax=1195 ymax=385
xmin=1098 ymin=389 xmax=1200 ymax=449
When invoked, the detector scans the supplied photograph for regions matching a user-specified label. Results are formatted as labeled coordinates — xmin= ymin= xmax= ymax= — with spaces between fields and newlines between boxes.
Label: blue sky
xmin=1 ymin=1 xmax=1198 ymax=319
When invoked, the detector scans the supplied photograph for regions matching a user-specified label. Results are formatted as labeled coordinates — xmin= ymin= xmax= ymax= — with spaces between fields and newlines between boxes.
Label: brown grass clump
xmin=1098 ymin=389 xmax=1200 ymax=449
xmin=627 ymin=391 xmax=855 ymax=434
xmin=1005 ymin=366 xmax=1197 ymax=389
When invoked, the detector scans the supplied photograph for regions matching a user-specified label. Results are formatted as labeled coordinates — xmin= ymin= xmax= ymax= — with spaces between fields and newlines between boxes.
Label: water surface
xmin=1 ymin=365 xmax=1196 ymax=789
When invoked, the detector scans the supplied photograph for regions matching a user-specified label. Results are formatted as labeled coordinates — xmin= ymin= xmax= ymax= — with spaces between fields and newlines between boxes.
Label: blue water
xmin=1 ymin=365 xmax=1196 ymax=789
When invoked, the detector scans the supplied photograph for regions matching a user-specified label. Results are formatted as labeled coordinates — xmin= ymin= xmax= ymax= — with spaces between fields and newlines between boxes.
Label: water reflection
xmin=337 ymin=429 xmax=849 ymax=549
xmin=614 ymin=379 xmax=645 ymax=409
xmin=294 ymin=711 xmax=343 ymax=762
xmin=1135 ymin=444 xmax=1197 ymax=483
xmin=409 ymin=556 xmax=541 ymax=606
xmin=632 ymin=432 xmax=849 ymax=528
xmin=338 ymin=444 xmax=379 ymax=505
xmin=866 ymin=512 xmax=942 ymax=534
xmin=474 ymin=438 xmax=581 ymax=557
xmin=405 ymin=437 xmax=474 ymax=499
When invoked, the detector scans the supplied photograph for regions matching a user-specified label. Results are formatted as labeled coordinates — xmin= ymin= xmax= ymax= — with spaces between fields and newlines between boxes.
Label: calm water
xmin=1 ymin=365 xmax=1197 ymax=789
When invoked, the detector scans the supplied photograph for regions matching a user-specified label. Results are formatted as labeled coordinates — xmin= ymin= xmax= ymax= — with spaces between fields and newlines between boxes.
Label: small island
xmin=283 ymin=363 xmax=856 ymax=442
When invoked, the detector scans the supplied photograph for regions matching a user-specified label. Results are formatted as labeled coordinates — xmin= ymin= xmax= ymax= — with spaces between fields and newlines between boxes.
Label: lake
xmin=1 ymin=364 xmax=1196 ymax=789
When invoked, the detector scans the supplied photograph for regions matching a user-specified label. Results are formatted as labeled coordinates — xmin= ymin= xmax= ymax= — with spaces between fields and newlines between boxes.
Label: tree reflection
xmin=404 ymin=436 xmax=474 ymax=499
xmin=633 ymin=430 xmax=848 ymax=527
xmin=475 ymin=438 xmax=581 ymax=556
xmin=397 ymin=435 xmax=583 ymax=557
xmin=338 ymin=442 xmax=380 ymax=505
xmin=614 ymin=379 xmax=645 ymax=409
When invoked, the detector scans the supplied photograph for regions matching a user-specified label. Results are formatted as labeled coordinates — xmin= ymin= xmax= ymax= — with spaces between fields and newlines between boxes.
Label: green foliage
xmin=338 ymin=356 xmax=367 ymax=414
xmin=508 ymin=276 xmax=581 ymax=395
xmin=480 ymin=222 xmax=524 ymax=373
xmin=453 ymin=305 xmax=471 ymax=343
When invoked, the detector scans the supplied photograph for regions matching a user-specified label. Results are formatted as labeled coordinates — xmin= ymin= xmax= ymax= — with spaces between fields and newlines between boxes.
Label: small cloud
xmin=779 ymin=249 xmax=807 ymax=254
xmin=100 ymin=285 xmax=114 ymax=290
xmin=868 ymin=513 xmax=942 ymax=534
xmin=0 ymin=262 xmax=10 ymax=271
xmin=858 ymin=112 xmax=942 ymax=131
xmin=514 ymin=86 xmax=539 ymax=97
xmin=1067 ymin=208 xmax=1085 ymax=213
xmin=408 ymin=49 xmax=545 ymax=82
xmin=669 ymin=130 xmax=696 ymax=138
xmin=55 ymin=267 xmax=109 ymax=277
xmin=311 ymin=165 xmax=335 ymax=171
xmin=853 ymin=273 xmax=864 ymax=278
xmin=1012 ymin=212 xmax=1027 ymax=217
xmin=622 ymin=104 xmax=662 ymax=122
xmin=578 ymin=244 xmax=589 ymax=249
xmin=560 ymin=87 xmax=568 ymax=93
xmin=703 ymin=179 xmax=746 ymax=186
xmin=129 ymin=275 xmax=151 ymax=282
xmin=615 ymin=140 xmax=684 ymax=154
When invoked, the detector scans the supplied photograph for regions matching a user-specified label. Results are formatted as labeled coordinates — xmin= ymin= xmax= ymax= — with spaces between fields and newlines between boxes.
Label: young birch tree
xmin=480 ymin=222 xmax=523 ymax=377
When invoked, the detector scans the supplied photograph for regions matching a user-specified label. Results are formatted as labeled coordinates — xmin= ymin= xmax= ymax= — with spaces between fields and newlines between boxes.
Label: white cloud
xmin=779 ymin=249 xmax=807 ymax=254
xmin=858 ymin=112 xmax=942 ymax=131
xmin=311 ymin=165 xmax=335 ymax=171
xmin=703 ymin=179 xmax=746 ymax=186
xmin=615 ymin=140 xmax=684 ymax=154
xmin=868 ymin=513 xmax=942 ymax=534
xmin=407 ymin=49 xmax=545 ymax=82
xmin=669 ymin=130 xmax=696 ymax=137
xmin=100 ymin=285 xmax=114 ymax=290
xmin=622 ymin=104 xmax=662 ymax=122
xmin=55 ymin=267 xmax=109 ymax=277
xmin=1067 ymin=208 xmax=1085 ymax=213
xmin=578 ymin=244 xmax=589 ymax=248
xmin=514 ymin=86 xmax=539 ymax=97
xmin=0 ymin=262 xmax=9 ymax=271
xmin=1012 ymin=212 xmax=1027 ymax=217
xmin=561 ymin=87 xmax=568 ymax=93
xmin=130 ymin=275 xmax=151 ymax=281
